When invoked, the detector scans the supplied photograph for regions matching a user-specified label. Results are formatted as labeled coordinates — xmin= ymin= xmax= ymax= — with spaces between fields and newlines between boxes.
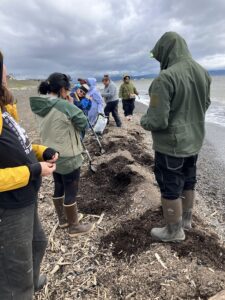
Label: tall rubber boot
xmin=64 ymin=203 xmax=95 ymax=237
xmin=182 ymin=190 xmax=195 ymax=230
xmin=33 ymin=241 xmax=48 ymax=292
xmin=151 ymin=198 xmax=185 ymax=242
xmin=53 ymin=197 xmax=83 ymax=228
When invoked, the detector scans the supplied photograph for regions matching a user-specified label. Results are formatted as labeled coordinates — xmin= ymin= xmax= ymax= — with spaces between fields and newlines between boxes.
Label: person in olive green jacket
xmin=119 ymin=74 xmax=138 ymax=120
xmin=30 ymin=73 xmax=95 ymax=238
xmin=141 ymin=32 xmax=211 ymax=242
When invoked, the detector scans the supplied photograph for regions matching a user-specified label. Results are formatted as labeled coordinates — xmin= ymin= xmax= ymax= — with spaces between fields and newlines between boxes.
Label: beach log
xmin=209 ymin=290 xmax=225 ymax=300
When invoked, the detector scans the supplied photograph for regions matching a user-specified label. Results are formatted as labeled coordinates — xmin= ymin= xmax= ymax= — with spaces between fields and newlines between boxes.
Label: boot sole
xmin=59 ymin=223 xmax=69 ymax=229
xmin=68 ymin=224 xmax=95 ymax=237
xmin=152 ymin=235 xmax=185 ymax=243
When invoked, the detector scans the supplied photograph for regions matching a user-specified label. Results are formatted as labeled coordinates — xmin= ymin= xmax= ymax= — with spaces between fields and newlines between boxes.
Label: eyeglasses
xmin=79 ymin=89 xmax=86 ymax=95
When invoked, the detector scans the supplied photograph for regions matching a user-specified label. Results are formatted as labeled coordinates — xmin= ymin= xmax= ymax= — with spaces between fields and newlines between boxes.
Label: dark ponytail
xmin=38 ymin=81 xmax=51 ymax=95
xmin=38 ymin=73 xmax=71 ymax=97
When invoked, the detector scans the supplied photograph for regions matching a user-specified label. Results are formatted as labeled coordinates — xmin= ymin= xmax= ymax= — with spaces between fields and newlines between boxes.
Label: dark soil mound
xmin=101 ymin=209 xmax=162 ymax=260
xmin=78 ymin=155 xmax=144 ymax=215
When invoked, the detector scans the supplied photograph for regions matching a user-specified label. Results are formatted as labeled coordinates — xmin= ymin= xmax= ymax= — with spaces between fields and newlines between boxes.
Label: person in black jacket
xmin=0 ymin=53 xmax=58 ymax=300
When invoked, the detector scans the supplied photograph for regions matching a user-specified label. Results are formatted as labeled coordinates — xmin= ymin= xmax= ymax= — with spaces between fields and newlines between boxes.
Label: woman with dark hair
xmin=0 ymin=52 xmax=58 ymax=299
xmin=30 ymin=73 xmax=95 ymax=237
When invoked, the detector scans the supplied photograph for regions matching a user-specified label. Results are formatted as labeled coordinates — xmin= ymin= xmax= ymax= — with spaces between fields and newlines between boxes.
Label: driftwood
xmin=209 ymin=290 xmax=225 ymax=300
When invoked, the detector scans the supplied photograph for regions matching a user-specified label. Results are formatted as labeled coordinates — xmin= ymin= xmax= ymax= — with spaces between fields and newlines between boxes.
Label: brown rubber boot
xmin=53 ymin=197 xmax=68 ymax=228
xmin=53 ymin=197 xmax=83 ymax=228
xmin=151 ymin=198 xmax=185 ymax=242
xmin=64 ymin=203 xmax=95 ymax=237
xmin=182 ymin=190 xmax=195 ymax=230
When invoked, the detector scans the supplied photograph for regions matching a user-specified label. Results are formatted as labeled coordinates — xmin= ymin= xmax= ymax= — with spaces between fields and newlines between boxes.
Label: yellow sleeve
xmin=0 ymin=166 xmax=30 ymax=192
xmin=5 ymin=104 xmax=19 ymax=122
xmin=32 ymin=144 xmax=47 ymax=161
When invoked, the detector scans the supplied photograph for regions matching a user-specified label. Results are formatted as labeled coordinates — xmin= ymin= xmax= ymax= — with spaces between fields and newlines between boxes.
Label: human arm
xmin=0 ymin=162 xmax=56 ymax=192
xmin=94 ymin=92 xmax=104 ymax=114
xmin=140 ymin=75 xmax=172 ymax=132
xmin=101 ymin=84 xmax=116 ymax=99
xmin=133 ymin=85 xmax=139 ymax=96
xmin=32 ymin=144 xmax=58 ymax=162
xmin=119 ymin=85 xmax=123 ymax=98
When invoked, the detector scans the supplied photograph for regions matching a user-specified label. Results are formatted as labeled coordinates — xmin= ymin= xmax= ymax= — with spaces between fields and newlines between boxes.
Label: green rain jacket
xmin=119 ymin=75 xmax=138 ymax=100
xmin=30 ymin=96 xmax=87 ymax=174
xmin=141 ymin=32 xmax=211 ymax=157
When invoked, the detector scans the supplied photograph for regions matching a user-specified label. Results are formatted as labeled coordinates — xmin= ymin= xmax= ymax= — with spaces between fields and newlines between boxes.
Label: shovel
xmin=81 ymin=140 xmax=97 ymax=173
xmin=87 ymin=118 xmax=106 ymax=154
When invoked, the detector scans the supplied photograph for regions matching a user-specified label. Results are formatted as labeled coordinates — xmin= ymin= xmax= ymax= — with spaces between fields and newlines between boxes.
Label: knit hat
xmin=80 ymin=83 xmax=90 ymax=93
xmin=102 ymin=74 xmax=110 ymax=81
xmin=77 ymin=78 xmax=87 ymax=84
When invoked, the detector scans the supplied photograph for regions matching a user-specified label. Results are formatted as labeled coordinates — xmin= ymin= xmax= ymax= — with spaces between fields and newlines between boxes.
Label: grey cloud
xmin=0 ymin=0 xmax=225 ymax=78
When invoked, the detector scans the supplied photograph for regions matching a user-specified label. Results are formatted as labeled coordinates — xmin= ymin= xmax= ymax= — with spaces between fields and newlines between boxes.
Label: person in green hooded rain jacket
xmin=141 ymin=32 xmax=211 ymax=243
xmin=30 ymin=73 xmax=95 ymax=238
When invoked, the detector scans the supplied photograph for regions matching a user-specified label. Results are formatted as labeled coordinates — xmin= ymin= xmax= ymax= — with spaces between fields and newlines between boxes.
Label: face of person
xmin=103 ymin=79 xmax=110 ymax=87
xmin=124 ymin=77 xmax=130 ymax=83
xmin=77 ymin=88 xmax=86 ymax=98
xmin=60 ymin=87 xmax=69 ymax=99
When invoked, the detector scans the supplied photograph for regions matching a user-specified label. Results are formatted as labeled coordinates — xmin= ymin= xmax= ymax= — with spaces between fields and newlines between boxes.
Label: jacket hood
xmin=30 ymin=96 xmax=58 ymax=117
xmin=123 ymin=74 xmax=131 ymax=80
xmin=151 ymin=32 xmax=191 ymax=70
xmin=87 ymin=78 xmax=97 ymax=89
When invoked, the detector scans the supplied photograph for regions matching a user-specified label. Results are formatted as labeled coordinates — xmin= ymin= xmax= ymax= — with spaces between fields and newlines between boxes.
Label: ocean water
xmin=111 ymin=76 xmax=225 ymax=128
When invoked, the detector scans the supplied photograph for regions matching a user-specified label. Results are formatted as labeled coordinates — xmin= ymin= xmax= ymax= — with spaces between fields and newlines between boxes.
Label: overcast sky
xmin=1 ymin=0 xmax=225 ymax=79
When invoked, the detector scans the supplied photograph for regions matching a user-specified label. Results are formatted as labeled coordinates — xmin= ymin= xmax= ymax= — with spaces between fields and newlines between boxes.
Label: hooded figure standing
xmin=86 ymin=78 xmax=104 ymax=126
xmin=30 ymin=73 xmax=95 ymax=238
xmin=119 ymin=74 xmax=138 ymax=120
xmin=141 ymin=32 xmax=211 ymax=242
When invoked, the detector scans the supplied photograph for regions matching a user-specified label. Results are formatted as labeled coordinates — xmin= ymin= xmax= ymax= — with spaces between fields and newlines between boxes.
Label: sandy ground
xmin=12 ymin=87 xmax=225 ymax=299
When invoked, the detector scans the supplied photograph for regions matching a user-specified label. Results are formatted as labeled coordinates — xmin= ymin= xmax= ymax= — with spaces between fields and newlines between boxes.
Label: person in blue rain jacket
xmin=86 ymin=78 xmax=104 ymax=126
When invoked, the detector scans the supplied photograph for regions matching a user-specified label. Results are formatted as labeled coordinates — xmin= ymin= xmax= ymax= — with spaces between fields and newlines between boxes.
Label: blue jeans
xmin=154 ymin=151 xmax=198 ymax=200
xmin=0 ymin=203 xmax=47 ymax=300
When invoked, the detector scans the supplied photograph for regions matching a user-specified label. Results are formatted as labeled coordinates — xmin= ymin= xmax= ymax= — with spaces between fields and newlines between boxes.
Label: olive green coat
xmin=141 ymin=32 xmax=211 ymax=157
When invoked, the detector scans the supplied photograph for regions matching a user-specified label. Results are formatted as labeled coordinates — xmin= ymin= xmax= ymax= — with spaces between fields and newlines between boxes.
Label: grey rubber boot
xmin=64 ymin=203 xmax=95 ymax=237
xmin=53 ymin=197 xmax=83 ymax=228
xmin=151 ymin=198 xmax=185 ymax=242
xmin=182 ymin=190 xmax=195 ymax=230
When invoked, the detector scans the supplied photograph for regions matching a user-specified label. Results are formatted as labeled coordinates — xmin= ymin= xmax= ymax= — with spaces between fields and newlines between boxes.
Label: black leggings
xmin=53 ymin=168 xmax=80 ymax=205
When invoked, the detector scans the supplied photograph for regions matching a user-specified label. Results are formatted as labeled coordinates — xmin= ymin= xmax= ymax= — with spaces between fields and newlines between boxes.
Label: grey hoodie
xmin=101 ymin=81 xmax=118 ymax=103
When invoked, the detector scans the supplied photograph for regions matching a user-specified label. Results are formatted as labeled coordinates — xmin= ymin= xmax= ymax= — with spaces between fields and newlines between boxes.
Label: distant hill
xmin=208 ymin=69 xmax=225 ymax=76
xmin=97 ymin=73 xmax=157 ymax=81
xmin=100 ymin=69 xmax=225 ymax=81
